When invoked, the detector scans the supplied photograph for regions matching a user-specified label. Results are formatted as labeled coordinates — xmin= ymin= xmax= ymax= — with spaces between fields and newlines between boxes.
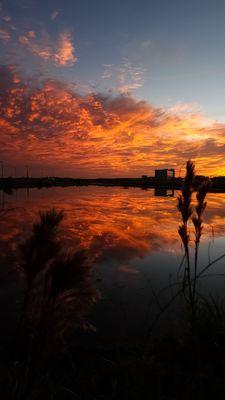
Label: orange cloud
xmin=0 ymin=65 xmax=225 ymax=177
xmin=18 ymin=30 xmax=77 ymax=67
xmin=54 ymin=32 xmax=77 ymax=66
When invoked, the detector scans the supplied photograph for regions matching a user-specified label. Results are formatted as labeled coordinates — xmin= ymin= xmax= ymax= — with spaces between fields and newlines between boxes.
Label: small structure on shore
xmin=155 ymin=168 xmax=175 ymax=179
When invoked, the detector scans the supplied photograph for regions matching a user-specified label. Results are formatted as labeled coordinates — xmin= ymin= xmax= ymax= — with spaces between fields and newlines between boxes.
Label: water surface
xmin=1 ymin=186 xmax=225 ymax=342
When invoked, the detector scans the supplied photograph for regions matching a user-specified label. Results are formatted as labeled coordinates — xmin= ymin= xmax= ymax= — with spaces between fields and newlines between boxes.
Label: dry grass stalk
xmin=177 ymin=161 xmax=211 ymax=326
xmin=18 ymin=208 xmax=100 ymax=356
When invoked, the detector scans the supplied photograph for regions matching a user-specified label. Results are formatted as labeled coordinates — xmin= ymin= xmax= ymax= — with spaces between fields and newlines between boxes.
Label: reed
xmin=192 ymin=178 xmax=211 ymax=306
xmin=177 ymin=160 xmax=195 ymax=314
xmin=177 ymin=160 xmax=211 ymax=328
xmin=18 ymin=208 xmax=99 ymax=353
xmin=13 ymin=208 xmax=99 ymax=399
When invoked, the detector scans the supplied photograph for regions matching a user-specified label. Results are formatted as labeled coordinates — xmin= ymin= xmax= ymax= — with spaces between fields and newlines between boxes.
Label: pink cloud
xmin=0 ymin=28 xmax=10 ymax=43
xmin=51 ymin=10 xmax=59 ymax=20
xmin=102 ymin=62 xmax=144 ymax=94
xmin=2 ymin=15 xmax=11 ymax=22
xmin=18 ymin=30 xmax=77 ymax=67
xmin=28 ymin=30 xmax=36 ymax=38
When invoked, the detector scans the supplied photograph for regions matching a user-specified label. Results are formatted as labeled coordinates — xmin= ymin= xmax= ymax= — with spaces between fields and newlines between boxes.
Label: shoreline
xmin=1 ymin=176 xmax=225 ymax=192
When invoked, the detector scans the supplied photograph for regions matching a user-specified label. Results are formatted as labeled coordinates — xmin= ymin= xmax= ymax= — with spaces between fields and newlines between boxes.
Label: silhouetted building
xmin=155 ymin=169 xmax=175 ymax=179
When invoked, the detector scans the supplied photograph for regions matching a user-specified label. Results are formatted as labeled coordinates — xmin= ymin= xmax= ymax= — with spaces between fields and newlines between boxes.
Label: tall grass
xmin=177 ymin=160 xmax=211 ymax=327
xmin=13 ymin=208 xmax=99 ymax=399
xmin=18 ymin=208 xmax=100 ymax=351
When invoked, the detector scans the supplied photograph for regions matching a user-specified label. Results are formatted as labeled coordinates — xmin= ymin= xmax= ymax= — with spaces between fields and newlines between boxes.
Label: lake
xmin=1 ymin=186 xmax=225 ymax=344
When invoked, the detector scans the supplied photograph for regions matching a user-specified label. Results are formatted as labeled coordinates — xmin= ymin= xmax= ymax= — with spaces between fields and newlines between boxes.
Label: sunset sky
xmin=1 ymin=0 xmax=225 ymax=177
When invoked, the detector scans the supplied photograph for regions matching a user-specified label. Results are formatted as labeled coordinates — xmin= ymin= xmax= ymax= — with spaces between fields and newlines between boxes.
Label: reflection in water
xmin=1 ymin=186 xmax=225 ymax=259
xmin=0 ymin=186 xmax=225 ymax=340
xmin=154 ymin=188 xmax=174 ymax=197
xmin=18 ymin=209 xmax=99 ymax=354
xmin=0 ymin=187 xmax=184 ymax=260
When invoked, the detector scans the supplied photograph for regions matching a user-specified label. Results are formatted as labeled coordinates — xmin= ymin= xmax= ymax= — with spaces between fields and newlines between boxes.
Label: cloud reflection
xmin=1 ymin=187 xmax=225 ymax=269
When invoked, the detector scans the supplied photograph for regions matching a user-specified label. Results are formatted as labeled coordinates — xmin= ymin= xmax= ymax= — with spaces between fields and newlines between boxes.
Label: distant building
xmin=155 ymin=169 xmax=175 ymax=179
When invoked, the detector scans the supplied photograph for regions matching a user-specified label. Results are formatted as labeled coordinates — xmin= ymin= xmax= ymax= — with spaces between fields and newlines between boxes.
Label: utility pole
xmin=25 ymin=165 xmax=29 ymax=178
xmin=0 ymin=161 xmax=4 ymax=179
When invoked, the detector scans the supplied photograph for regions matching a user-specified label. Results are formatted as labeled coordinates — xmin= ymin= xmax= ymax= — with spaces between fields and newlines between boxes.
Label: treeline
xmin=1 ymin=174 xmax=225 ymax=192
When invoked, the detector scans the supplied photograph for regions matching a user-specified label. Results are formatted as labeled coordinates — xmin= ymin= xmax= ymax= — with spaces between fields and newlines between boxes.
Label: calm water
xmin=1 ymin=186 xmax=225 ymax=342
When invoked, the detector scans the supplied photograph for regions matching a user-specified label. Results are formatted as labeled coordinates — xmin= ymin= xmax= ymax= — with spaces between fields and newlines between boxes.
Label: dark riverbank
xmin=1 ymin=175 xmax=225 ymax=192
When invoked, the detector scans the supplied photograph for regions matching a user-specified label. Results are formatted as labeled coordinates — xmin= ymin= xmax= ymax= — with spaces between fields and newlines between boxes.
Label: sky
xmin=1 ymin=0 xmax=225 ymax=177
